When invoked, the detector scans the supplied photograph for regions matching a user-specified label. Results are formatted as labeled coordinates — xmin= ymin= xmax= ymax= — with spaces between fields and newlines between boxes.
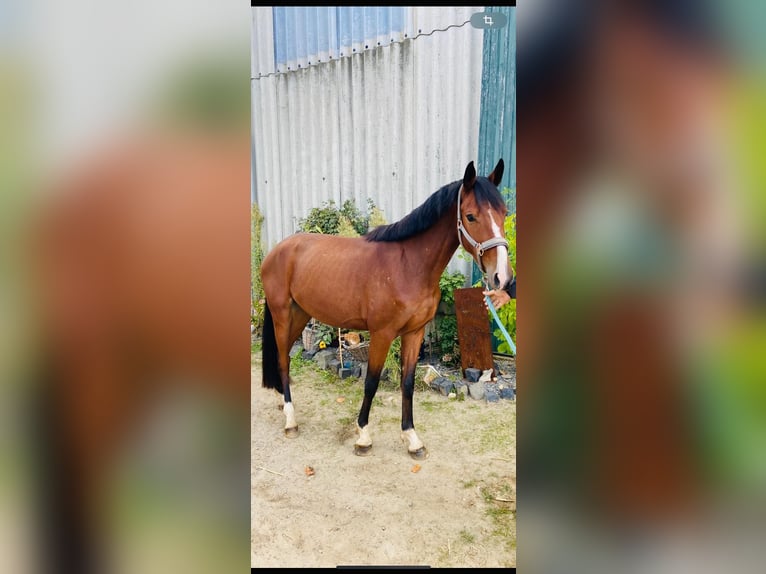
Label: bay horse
xmin=260 ymin=159 xmax=510 ymax=459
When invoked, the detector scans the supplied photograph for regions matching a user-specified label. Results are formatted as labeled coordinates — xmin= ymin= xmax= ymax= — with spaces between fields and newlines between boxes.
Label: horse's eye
xmin=466 ymin=214 xmax=476 ymax=222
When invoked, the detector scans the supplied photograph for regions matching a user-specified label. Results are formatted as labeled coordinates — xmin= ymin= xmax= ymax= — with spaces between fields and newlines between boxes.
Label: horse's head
xmin=457 ymin=159 xmax=512 ymax=290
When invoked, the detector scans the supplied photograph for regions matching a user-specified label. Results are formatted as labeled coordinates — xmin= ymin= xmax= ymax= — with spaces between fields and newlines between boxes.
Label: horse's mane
xmin=365 ymin=178 xmax=505 ymax=242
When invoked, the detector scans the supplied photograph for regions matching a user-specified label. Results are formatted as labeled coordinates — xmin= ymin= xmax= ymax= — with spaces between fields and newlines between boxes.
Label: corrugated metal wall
xmin=251 ymin=6 xmax=487 ymax=279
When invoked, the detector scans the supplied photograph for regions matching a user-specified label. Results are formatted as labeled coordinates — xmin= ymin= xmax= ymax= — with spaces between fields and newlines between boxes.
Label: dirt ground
xmin=251 ymin=354 xmax=516 ymax=568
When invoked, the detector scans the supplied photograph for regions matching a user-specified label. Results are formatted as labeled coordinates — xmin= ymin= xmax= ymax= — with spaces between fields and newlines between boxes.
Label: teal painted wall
xmin=474 ymin=6 xmax=516 ymax=352
xmin=477 ymin=6 xmax=516 ymax=193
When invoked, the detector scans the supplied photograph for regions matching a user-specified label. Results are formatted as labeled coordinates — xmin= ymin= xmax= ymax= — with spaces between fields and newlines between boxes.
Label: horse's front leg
xmin=400 ymin=327 xmax=428 ymax=460
xmin=354 ymin=332 xmax=394 ymax=456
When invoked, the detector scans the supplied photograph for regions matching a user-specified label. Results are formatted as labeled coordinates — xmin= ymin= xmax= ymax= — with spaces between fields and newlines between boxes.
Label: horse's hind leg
xmin=400 ymin=327 xmax=428 ymax=460
xmin=274 ymin=302 xmax=311 ymax=437
xmin=354 ymin=332 xmax=394 ymax=456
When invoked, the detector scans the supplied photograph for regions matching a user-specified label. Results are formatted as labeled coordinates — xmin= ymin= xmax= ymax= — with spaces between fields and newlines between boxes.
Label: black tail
xmin=30 ymin=348 xmax=101 ymax=574
xmin=261 ymin=300 xmax=283 ymax=394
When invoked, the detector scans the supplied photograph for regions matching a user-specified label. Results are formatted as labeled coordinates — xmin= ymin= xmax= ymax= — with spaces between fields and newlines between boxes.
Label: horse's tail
xmin=261 ymin=300 xmax=283 ymax=394
xmin=30 ymin=345 xmax=98 ymax=573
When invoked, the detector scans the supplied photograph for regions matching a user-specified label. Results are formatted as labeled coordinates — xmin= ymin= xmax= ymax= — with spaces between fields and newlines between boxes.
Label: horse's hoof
xmin=354 ymin=444 xmax=373 ymax=456
xmin=284 ymin=426 xmax=299 ymax=438
xmin=408 ymin=447 xmax=428 ymax=461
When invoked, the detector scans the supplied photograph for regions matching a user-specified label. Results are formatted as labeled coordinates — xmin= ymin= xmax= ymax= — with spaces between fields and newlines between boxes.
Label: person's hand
xmin=483 ymin=288 xmax=511 ymax=310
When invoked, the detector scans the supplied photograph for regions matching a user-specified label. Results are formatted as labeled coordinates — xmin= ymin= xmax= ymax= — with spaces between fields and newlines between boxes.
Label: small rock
xmin=499 ymin=386 xmax=515 ymax=400
xmin=327 ymin=358 xmax=341 ymax=373
xmin=465 ymin=368 xmax=482 ymax=382
xmin=314 ymin=350 xmax=336 ymax=369
xmin=468 ymin=381 xmax=485 ymax=400
xmin=353 ymin=364 xmax=362 ymax=378
xmin=485 ymin=388 xmax=500 ymax=403
xmin=429 ymin=377 xmax=454 ymax=396
xmin=289 ymin=343 xmax=303 ymax=358
xmin=455 ymin=382 xmax=468 ymax=399
xmin=302 ymin=350 xmax=317 ymax=361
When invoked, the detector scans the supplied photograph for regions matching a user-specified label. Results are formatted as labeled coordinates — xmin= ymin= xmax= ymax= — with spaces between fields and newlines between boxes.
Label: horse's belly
xmin=295 ymin=296 xmax=368 ymax=331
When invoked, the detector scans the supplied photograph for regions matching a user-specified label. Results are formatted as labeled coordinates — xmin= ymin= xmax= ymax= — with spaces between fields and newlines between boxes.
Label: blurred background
xmin=517 ymin=0 xmax=766 ymax=573
xmin=2 ymin=0 xmax=766 ymax=572
xmin=1 ymin=1 xmax=250 ymax=573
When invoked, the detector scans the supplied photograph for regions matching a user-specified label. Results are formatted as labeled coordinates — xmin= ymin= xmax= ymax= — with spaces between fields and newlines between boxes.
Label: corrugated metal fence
xmin=251 ymin=6 xmax=490 ymax=278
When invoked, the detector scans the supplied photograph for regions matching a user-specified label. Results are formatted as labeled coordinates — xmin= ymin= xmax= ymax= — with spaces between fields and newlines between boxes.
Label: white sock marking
xmin=356 ymin=424 xmax=372 ymax=447
xmin=401 ymin=428 xmax=424 ymax=452
xmin=283 ymin=402 xmax=297 ymax=429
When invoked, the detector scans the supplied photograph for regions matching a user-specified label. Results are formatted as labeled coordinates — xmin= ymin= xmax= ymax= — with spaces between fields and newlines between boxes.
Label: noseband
xmin=456 ymin=184 xmax=509 ymax=274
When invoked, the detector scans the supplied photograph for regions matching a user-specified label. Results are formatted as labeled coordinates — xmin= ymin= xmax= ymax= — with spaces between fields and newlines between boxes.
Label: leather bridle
xmin=456 ymin=183 xmax=509 ymax=274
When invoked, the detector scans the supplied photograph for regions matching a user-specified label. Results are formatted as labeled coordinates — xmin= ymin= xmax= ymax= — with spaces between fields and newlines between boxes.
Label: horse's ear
xmin=463 ymin=161 xmax=476 ymax=190
xmin=488 ymin=158 xmax=504 ymax=187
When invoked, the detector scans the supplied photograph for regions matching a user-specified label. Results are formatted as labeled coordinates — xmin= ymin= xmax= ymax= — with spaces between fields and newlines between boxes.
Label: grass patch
xmin=289 ymin=354 xmax=365 ymax=407
xmin=477 ymin=409 xmax=516 ymax=454
xmin=433 ymin=528 xmax=481 ymax=567
xmin=379 ymin=415 xmax=401 ymax=425
xmin=480 ymin=483 xmax=516 ymax=552
xmin=418 ymin=397 xmax=452 ymax=414
xmin=289 ymin=353 xmax=315 ymax=377
xmin=336 ymin=415 xmax=354 ymax=427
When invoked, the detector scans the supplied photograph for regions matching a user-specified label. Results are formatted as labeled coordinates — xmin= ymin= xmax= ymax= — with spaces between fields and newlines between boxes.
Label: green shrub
xmin=251 ymin=202 xmax=265 ymax=337
xmin=368 ymin=205 xmax=388 ymax=229
xmin=438 ymin=270 xmax=466 ymax=306
xmin=299 ymin=198 xmax=380 ymax=236
xmin=337 ymin=215 xmax=360 ymax=237
xmin=299 ymin=200 xmax=341 ymax=234
xmin=491 ymin=298 xmax=516 ymax=355
xmin=315 ymin=322 xmax=336 ymax=346
xmin=433 ymin=269 xmax=466 ymax=365
xmin=383 ymin=336 xmax=402 ymax=387
xmin=340 ymin=199 xmax=369 ymax=235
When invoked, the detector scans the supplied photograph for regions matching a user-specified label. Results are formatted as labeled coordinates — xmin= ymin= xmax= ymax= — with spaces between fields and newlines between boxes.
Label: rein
xmin=456 ymin=183 xmax=509 ymax=273
xmin=485 ymin=293 xmax=517 ymax=355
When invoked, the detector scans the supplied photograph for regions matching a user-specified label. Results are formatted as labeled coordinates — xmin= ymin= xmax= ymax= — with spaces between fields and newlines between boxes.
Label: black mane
xmin=365 ymin=178 xmax=505 ymax=243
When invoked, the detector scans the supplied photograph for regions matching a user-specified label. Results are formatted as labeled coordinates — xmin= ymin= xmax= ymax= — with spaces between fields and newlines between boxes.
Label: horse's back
xmin=262 ymin=232 xmax=372 ymax=287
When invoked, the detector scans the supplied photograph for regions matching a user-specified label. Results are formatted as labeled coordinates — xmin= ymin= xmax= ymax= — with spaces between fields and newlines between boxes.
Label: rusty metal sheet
xmin=454 ymin=287 xmax=494 ymax=377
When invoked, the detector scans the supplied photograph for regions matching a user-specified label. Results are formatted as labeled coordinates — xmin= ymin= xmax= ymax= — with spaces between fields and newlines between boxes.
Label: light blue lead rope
xmin=485 ymin=294 xmax=516 ymax=355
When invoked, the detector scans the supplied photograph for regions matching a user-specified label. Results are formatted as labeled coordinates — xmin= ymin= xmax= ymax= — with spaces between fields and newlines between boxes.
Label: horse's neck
xmin=412 ymin=203 xmax=461 ymax=287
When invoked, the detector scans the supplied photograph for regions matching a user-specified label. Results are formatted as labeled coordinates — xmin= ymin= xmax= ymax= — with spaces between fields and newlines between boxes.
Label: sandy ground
xmin=251 ymin=356 xmax=516 ymax=568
